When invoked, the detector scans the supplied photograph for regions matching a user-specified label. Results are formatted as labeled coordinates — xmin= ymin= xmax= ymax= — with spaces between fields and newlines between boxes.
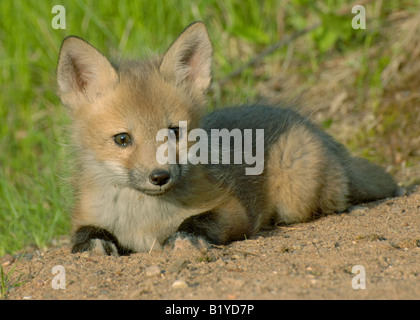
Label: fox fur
xmin=56 ymin=22 xmax=399 ymax=255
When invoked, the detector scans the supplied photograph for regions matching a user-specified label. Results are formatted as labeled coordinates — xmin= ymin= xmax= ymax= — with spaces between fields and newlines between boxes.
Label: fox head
xmin=57 ymin=22 xmax=212 ymax=196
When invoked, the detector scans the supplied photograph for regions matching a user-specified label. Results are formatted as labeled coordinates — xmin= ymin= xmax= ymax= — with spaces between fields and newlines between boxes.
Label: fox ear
xmin=160 ymin=22 xmax=212 ymax=94
xmin=57 ymin=36 xmax=118 ymax=109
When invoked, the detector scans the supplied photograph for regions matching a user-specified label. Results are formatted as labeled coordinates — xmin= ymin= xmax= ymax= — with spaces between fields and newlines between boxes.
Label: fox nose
xmin=149 ymin=170 xmax=171 ymax=186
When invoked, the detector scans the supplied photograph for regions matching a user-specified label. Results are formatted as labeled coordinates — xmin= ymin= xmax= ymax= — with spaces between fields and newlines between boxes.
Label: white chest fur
xmin=85 ymin=185 xmax=202 ymax=252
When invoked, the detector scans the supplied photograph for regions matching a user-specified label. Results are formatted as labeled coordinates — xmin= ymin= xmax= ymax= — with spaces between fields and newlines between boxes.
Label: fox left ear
xmin=57 ymin=36 xmax=119 ymax=109
xmin=160 ymin=22 xmax=213 ymax=94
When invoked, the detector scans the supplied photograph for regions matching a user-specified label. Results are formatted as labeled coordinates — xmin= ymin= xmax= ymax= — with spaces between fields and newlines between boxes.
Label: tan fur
xmin=265 ymin=124 xmax=349 ymax=224
xmin=57 ymin=22 xmax=399 ymax=254
xmin=212 ymin=196 xmax=250 ymax=243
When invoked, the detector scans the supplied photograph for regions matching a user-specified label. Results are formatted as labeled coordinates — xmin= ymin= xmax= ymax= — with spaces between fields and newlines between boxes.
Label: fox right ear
xmin=57 ymin=36 xmax=118 ymax=109
xmin=160 ymin=22 xmax=212 ymax=95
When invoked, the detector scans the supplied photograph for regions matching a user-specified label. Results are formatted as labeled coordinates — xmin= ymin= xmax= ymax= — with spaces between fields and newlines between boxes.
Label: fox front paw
xmin=165 ymin=231 xmax=210 ymax=252
xmin=71 ymin=225 xmax=132 ymax=256
xmin=72 ymin=238 xmax=120 ymax=256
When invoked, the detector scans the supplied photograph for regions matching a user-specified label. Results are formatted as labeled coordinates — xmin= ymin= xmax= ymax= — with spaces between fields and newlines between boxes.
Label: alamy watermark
xmin=51 ymin=4 xmax=366 ymax=31
xmin=352 ymin=265 xmax=366 ymax=290
xmin=51 ymin=265 xmax=66 ymax=290
xmin=52 ymin=5 xmax=66 ymax=30
xmin=352 ymin=5 xmax=366 ymax=30
xmin=155 ymin=121 xmax=265 ymax=176
xmin=51 ymin=3 xmax=367 ymax=31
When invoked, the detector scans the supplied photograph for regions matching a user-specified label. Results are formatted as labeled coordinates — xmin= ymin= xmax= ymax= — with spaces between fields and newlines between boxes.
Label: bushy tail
xmin=346 ymin=157 xmax=399 ymax=204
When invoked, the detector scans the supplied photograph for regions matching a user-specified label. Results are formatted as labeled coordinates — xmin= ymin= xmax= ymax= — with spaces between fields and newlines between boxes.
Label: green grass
xmin=0 ymin=0 xmax=418 ymax=255
xmin=0 ymin=254 xmax=27 ymax=299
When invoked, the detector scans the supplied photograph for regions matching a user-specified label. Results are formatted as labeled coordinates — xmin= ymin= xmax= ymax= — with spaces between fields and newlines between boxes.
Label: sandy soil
xmin=2 ymin=186 xmax=419 ymax=300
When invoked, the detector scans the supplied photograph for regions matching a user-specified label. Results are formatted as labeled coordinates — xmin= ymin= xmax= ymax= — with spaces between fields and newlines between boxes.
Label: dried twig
xmin=216 ymin=24 xmax=319 ymax=87
xmin=148 ymin=237 xmax=157 ymax=254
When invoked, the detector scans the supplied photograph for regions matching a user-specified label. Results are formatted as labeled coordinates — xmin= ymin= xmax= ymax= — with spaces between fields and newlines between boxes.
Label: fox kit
xmin=57 ymin=22 xmax=399 ymax=255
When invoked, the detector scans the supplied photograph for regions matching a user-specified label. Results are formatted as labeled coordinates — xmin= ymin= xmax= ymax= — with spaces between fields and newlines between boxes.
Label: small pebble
xmin=1 ymin=254 xmax=14 ymax=266
xmin=2 ymin=260 xmax=11 ymax=267
xmin=172 ymin=279 xmax=188 ymax=289
xmin=145 ymin=265 xmax=161 ymax=277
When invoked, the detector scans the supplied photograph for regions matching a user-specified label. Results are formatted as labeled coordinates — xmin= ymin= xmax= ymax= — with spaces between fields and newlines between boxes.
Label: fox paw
xmin=165 ymin=232 xmax=210 ymax=252
xmin=71 ymin=225 xmax=132 ymax=256
xmin=72 ymin=238 xmax=119 ymax=256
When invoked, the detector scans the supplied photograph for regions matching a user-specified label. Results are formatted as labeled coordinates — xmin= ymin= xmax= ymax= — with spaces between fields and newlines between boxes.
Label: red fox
xmin=57 ymin=22 xmax=399 ymax=255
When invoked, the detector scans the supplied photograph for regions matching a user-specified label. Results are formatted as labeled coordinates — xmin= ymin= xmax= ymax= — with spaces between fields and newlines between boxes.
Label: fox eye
xmin=114 ymin=133 xmax=131 ymax=147
xmin=169 ymin=127 xmax=180 ymax=140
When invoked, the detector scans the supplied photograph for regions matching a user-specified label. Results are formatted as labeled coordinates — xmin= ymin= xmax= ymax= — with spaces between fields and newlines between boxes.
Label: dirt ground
xmin=2 ymin=185 xmax=418 ymax=300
